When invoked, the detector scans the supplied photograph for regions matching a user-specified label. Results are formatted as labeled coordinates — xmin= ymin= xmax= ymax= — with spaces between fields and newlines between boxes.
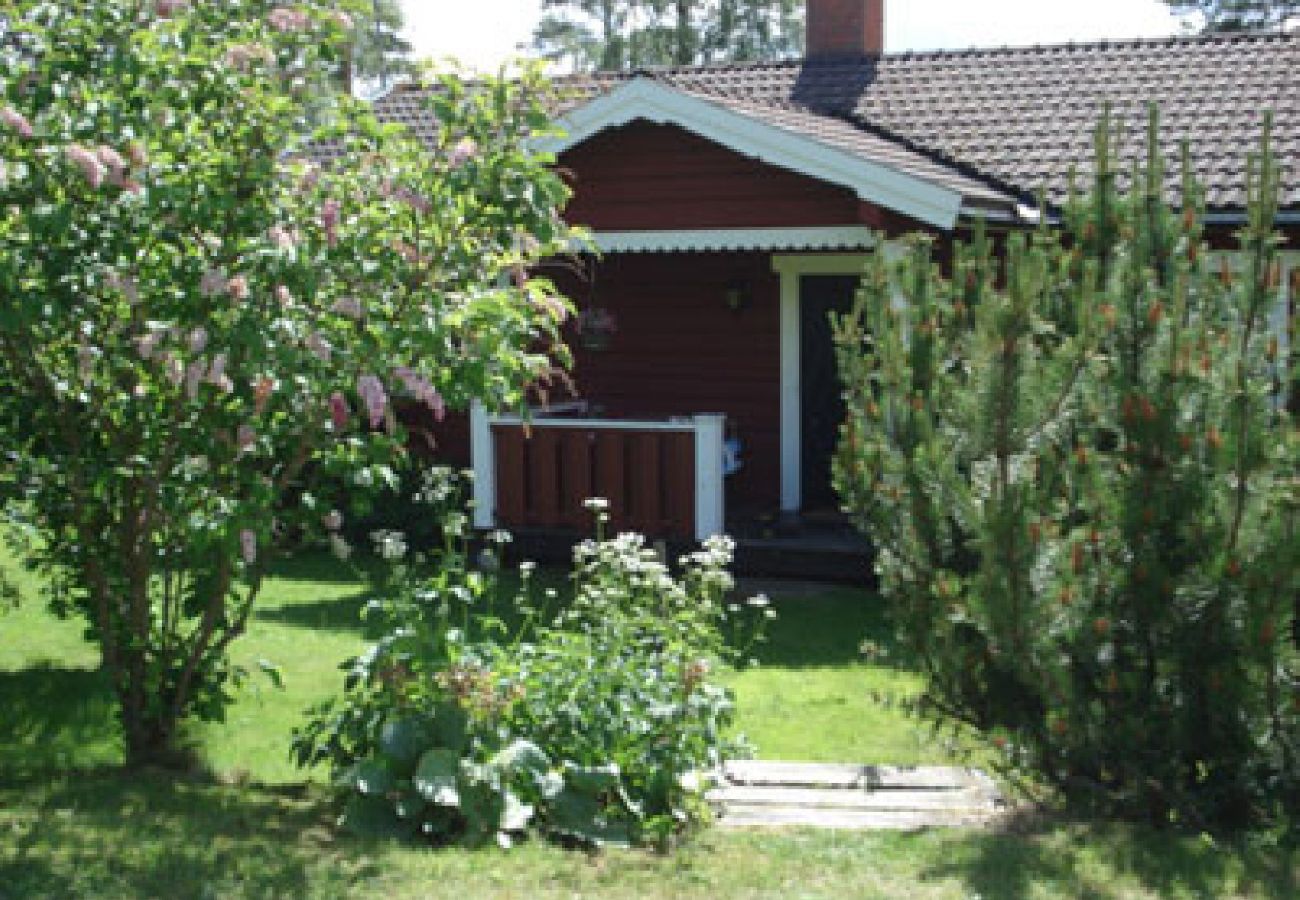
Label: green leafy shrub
xmin=294 ymin=484 xmax=767 ymax=848
xmin=833 ymin=112 xmax=1299 ymax=830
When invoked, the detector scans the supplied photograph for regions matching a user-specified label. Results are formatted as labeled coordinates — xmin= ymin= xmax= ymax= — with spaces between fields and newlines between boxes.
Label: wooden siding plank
xmin=628 ymin=433 xmax=661 ymax=533
xmin=594 ymin=431 xmax=626 ymax=532
xmin=527 ymin=427 xmax=560 ymax=528
xmin=664 ymin=432 xmax=696 ymax=539
xmin=494 ymin=425 xmax=526 ymax=527
xmin=559 ymin=428 xmax=594 ymax=530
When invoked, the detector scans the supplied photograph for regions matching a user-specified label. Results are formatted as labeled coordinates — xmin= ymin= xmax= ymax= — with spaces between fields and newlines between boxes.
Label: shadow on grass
xmin=254 ymin=588 xmax=377 ymax=633
xmin=0 ymin=770 xmax=379 ymax=898
xmin=0 ymin=663 xmax=121 ymax=775
xmin=923 ymin=812 xmax=1298 ymax=899
xmin=743 ymin=587 xmax=915 ymax=671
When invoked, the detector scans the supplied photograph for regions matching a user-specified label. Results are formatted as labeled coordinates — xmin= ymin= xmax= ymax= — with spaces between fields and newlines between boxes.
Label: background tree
xmin=0 ymin=0 xmax=576 ymax=767
xmin=1163 ymin=0 xmax=1299 ymax=30
xmin=834 ymin=113 xmax=1298 ymax=829
xmin=341 ymin=0 xmax=415 ymax=96
xmin=532 ymin=0 xmax=802 ymax=71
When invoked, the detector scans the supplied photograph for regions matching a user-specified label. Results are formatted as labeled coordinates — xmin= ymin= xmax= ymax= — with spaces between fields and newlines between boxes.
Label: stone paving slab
xmin=709 ymin=760 xmax=1006 ymax=831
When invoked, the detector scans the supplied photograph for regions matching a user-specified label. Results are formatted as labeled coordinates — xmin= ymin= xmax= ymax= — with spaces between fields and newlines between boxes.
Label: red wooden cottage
xmin=377 ymin=0 xmax=1300 ymax=548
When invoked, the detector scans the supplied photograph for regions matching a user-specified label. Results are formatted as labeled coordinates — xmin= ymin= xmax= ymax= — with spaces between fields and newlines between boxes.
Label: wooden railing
xmin=470 ymin=405 xmax=724 ymax=541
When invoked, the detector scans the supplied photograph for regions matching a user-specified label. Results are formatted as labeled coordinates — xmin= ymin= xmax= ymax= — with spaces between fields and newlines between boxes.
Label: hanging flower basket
xmin=576 ymin=307 xmax=617 ymax=351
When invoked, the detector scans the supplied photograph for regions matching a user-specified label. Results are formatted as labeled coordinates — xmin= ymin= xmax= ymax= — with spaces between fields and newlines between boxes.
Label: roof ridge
xmin=582 ymin=26 xmax=1296 ymax=77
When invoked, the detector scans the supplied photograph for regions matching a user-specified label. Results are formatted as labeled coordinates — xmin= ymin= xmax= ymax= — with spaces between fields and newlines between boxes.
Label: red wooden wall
xmin=561 ymin=120 xmax=873 ymax=232
xmin=546 ymin=252 xmax=782 ymax=514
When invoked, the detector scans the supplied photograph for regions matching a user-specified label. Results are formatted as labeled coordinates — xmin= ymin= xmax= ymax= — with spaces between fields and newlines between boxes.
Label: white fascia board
xmin=594 ymin=225 xmax=877 ymax=254
xmin=541 ymin=78 xmax=963 ymax=231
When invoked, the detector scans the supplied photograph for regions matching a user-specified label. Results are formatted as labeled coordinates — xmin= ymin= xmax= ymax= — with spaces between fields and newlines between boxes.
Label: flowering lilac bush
xmin=0 ymin=1 xmax=576 ymax=766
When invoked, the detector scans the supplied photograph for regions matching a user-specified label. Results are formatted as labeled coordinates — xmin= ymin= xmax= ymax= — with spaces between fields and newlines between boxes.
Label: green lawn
xmin=1 ymin=547 xmax=1295 ymax=898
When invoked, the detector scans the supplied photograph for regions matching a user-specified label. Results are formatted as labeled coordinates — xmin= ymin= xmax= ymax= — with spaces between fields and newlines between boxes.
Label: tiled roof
xmin=375 ymin=30 xmax=1300 ymax=216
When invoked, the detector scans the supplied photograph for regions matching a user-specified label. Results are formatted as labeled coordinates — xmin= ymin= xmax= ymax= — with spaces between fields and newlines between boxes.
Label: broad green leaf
xmin=414 ymin=747 xmax=460 ymax=807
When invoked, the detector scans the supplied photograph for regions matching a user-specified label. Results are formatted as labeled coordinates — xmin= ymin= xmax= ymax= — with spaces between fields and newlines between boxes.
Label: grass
xmin=1 ymin=545 xmax=1296 ymax=898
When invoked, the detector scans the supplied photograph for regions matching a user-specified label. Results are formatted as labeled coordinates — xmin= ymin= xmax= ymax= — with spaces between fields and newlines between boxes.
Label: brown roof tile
xmin=376 ymin=30 xmax=1300 ymax=215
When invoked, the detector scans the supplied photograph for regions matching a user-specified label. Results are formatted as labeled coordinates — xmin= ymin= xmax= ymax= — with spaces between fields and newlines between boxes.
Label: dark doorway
xmin=799 ymin=275 xmax=858 ymax=512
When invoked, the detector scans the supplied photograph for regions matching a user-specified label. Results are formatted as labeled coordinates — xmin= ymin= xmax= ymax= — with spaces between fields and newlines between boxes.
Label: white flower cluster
xmin=412 ymin=466 xmax=457 ymax=506
xmin=370 ymin=529 xmax=407 ymax=561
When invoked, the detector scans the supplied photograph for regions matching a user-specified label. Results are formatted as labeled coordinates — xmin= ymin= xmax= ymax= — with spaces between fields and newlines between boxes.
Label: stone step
xmin=709 ymin=785 xmax=998 ymax=812
xmin=708 ymin=760 xmax=1006 ymax=831
xmin=718 ymin=805 xmax=1001 ymax=831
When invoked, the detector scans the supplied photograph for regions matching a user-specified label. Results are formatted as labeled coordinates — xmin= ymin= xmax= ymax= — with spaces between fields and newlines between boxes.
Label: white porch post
xmin=469 ymin=400 xmax=495 ymax=529
xmin=693 ymin=413 xmax=726 ymax=541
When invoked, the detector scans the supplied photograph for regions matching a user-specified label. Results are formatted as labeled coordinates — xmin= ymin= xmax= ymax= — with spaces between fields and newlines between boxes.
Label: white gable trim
xmin=542 ymin=78 xmax=964 ymax=231
xmin=594 ymin=226 xmax=877 ymax=254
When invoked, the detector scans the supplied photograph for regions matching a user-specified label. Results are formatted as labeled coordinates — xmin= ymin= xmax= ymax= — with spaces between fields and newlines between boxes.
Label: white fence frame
xmin=469 ymin=402 xmax=726 ymax=542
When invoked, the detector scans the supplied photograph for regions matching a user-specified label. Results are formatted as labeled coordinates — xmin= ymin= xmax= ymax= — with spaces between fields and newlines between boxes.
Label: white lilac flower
xmin=239 ymin=529 xmax=257 ymax=565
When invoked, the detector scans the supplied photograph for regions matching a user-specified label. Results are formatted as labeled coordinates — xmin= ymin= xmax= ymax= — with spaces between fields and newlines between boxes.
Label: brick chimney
xmin=807 ymin=0 xmax=885 ymax=59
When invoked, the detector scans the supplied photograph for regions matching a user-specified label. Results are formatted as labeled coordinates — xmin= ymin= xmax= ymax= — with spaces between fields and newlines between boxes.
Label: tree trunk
xmin=674 ymin=0 xmax=693 ymax=65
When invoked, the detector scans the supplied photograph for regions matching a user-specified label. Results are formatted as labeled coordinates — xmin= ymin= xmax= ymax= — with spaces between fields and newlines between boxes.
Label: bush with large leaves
xmin=294 ymin=487 xmax=767 ymax=848
xmin=0 ymin=1 xmax=575 ymax=767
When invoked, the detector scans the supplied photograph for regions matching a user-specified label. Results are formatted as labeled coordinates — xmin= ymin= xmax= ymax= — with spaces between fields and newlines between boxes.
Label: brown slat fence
xmin=492 ymin=423 xmax=696 ymax=539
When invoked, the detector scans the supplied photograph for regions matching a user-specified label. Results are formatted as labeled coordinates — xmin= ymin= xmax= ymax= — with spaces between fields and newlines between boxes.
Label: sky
xmin=398 ymin=0 xmax=1192 ymax=72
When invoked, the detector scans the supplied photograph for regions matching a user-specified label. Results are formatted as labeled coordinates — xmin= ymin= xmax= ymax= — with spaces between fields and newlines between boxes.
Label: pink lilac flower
xmin=268 ymin=225 xmax=296 ymax=251
xmin=207 ymin=354 xmax=233 ymax=393
xmin=77 ymin=344 xmax=96 ymax=381
xmin=275 ymin=285 xmax=293 ymax=306
xmin=330 ymin=11 xmax=354 ymax=30
xmin=135 ymin=331 xmax=162 ymax=360
xmin=393 ymin=366 xmax=446 ymax=421
xmin=298 ymin=163 xmax=320 ymax=192
xmin=305 ymin=332 xmax=332 ymax=362
xmin=226 ymin=275 xmax=250 ymax=301
xmin=1 ymin=107 xmax=33 ymax=139
xmin=356 ymin=374 xmax=388 ymax=429
xmin=329 ymin=392 xmax=350 ymax=431
xmin=225 ymin=43 xmax=273 ymax=71
xmin=188 ymin=327 xmax=208 ymax=353
xmin=322 ymin=510 xmax=343 ymax=531
xmin=97 ymin=145 xmax=126 ymax=175
xmin=200 ymin=269 xmax=226 ymax=297
xmin=162 ymin=353 xmax=184 ymax=386
xmin=106 ymin=271 xmax=139 ymax=303
xmin=320 ymin=199 xmax=341 ymax=247
xmin=237 ymin=424 xmax=257 ymax=452
xmin=331 ymin=296 xmax=363 ymax=319
xmin=268 ymin=7 xmax=310 ymax=32
xmin=185 ymin=360 xmax=206 ymax=400
xmin=448 ymin=137 xmax=478 ymax=168
xmin=239 ymin=529 xmax=257 ymax=565
xmin=395 ymin=187 xmax=432 ymax=214
xmin=66 ymin=144 xmax=105 ymax=188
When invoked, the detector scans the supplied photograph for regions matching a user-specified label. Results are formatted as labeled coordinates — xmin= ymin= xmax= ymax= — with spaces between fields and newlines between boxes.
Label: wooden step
xmin=717 ymin=805 xmax=1000 ymax=831
xmin=709 ymin=785 xmax=998 ymax=812
xmin=708 ymin=760 xmax=1006 ymax=831
xmin=723 ymin=761 xmax=996 ymax=793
